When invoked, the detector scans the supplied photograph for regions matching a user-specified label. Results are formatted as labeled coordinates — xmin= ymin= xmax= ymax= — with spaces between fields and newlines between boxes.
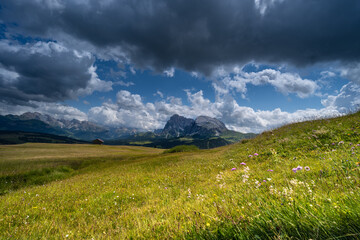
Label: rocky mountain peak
xmin=160 ymin=114 xmax=229 ymax=138
xmin=195 ymin=116 xmax=227 ymax=132
xmin=162 ymin=114 xmax=195 ymax=138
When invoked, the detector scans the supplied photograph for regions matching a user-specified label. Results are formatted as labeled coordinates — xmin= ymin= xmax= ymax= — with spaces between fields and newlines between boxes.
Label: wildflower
xmin=338 ymin=141 xmax=344 ymax=145
xmin=267 ymin=169 xmax=274 ymax=172
xmin=292 ymin=168 xmax=297 ymax=173
xmin=240 ymin=162 xmax=246 ymax=165
xmin=356 ymin=162 xmax=360 ymax=166
xmin=216 ymin=172 xmax=224 ymax=182
xmin=242 ymin=166 xmax=250 ymax=182
xmin=263 ymin=180 xmax=267 ymax=183
xmin=269 ymin=185 xmax=275 ymax=194
xmin=231 ymin=168 xmax=237 ymax=171
xmin=296 ymin=166 xmax=303 ymax=171
xmin=331 ymin=143 xmax=335 ymax=145
xmin=305 ymin=166 xmax=310 ymax=171
xmin=290 ymin=179 xmax=304 ymax=186
xmin=206 ymin=223 xmax=210 ymax=227
xmin=254 ymin=153 xmax=259 ymax=156
xmin=248 ymin=155 xmax=253 ymax=158
xmin=242 ymin=174 xmax=249 ymax=183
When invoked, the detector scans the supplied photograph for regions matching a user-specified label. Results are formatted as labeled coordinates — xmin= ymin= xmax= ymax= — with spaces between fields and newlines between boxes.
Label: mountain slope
xmin=0 ymin=115 xmax=68 ymax=136
xmin=0 ymin=131 xmax=89 ymax=144
xmin=186 ymin=115 xmax=228 ymax=137
xmin=0 ymin=112 xmax=137 ymax=140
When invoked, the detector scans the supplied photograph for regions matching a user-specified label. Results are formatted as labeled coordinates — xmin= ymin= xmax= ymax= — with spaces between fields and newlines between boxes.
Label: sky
xmin=0 ymin=0 xmax=360 ymax=133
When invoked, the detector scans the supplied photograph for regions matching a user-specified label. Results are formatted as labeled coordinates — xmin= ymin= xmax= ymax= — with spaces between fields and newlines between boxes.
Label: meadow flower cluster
xmin=248 ymin=153 xmax=259 ymax=158
xmin=242 ymin=166 xmax=250 ymax=183
xmin=292 ymin=165 xmax=310 ymax=173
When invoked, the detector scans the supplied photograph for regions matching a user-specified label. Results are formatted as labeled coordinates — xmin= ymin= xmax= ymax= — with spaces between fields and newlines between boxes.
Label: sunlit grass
xmin=0 ymin=112 xmax=359 ymax=239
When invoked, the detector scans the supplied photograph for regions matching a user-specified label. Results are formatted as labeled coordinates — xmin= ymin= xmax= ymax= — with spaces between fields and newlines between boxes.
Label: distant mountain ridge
xmin=107 ymin=114 xmax=257 ymax=149
xmin=0 ymin=112 xmax=137 ymax=141
xmin=0 ymin=112 xmax=257 ymax=148
xmin=18 ymin=112 xmax=105 ymax=132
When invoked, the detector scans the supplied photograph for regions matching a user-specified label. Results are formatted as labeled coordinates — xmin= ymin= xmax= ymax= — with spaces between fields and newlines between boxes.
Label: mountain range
xmin=0 ymin=112 xmax=137 ymax=140
xmin=108 ymin=114 xmax=256 ymax=148
xmin=0 ymin=112 xmax=256 ymax=148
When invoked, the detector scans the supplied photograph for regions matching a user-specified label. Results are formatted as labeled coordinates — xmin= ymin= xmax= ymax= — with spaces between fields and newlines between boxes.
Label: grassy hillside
xmin=219 ymin=130 xmax=257 ymax=143
xmin=107 ymin=129 xmax=256 ymax=149
xmin=107 ymin=135 xmax=232 ymax=149
xmin=0 ymin=112 xmax=360 ymax=239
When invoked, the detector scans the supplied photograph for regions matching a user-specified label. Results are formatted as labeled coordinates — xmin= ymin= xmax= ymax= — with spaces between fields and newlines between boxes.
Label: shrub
xmin=163 ymin=145 xmax=199 ymax=153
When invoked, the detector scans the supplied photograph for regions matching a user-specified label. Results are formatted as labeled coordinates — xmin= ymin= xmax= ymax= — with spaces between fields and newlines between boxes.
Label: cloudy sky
xmin=1 ymin=0 xmax=360 ymax=133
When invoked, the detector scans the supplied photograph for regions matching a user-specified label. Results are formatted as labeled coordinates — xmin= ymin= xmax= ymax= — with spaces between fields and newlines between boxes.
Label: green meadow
xmin=1 ymin=112 xmax=360 ymax=239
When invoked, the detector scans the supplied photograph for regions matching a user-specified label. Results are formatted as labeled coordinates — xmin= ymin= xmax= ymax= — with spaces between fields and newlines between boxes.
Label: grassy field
xmin=0 ymin=112 xmax=360 ymax=239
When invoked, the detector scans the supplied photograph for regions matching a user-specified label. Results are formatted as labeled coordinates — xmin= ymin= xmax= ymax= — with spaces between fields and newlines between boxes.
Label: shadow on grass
xmin=0 ymin=154 xmax=157 ymax=196
xmin=0 ymin=166 xmax=77 ymax=195
xmin=0 ymin=157 xmax=111 ymax=195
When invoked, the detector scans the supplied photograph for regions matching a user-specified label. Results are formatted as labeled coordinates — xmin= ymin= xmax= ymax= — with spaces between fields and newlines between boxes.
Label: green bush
xmin=163 ymin=145 xmax=199 ymax=153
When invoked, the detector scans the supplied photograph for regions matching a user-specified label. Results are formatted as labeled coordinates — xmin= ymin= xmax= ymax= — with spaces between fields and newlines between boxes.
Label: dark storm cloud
xmin=1 ymin=0 xmax=360 ymax=74
xmin=0 ymin=40 xmax=109 ymax=105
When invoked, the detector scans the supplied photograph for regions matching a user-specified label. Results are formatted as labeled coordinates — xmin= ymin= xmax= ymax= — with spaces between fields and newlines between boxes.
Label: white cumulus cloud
xmin=321 ymin=82 xmax=360 ymax=112
xmin=163 ymin=67 xmax=175 ymax=77
xmin=222 ymin=68 xmax=319 ymax=98
xmin=87 ymin=85 xmax=348 ymax=133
